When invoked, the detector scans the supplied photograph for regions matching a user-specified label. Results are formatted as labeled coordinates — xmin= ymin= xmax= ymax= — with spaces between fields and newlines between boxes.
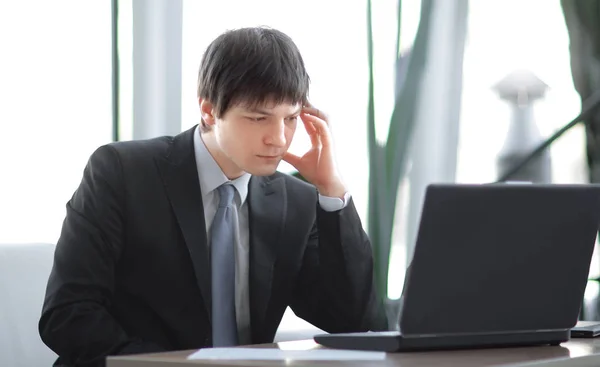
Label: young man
xmin=39 ymin=27 xmax=387 ymax=367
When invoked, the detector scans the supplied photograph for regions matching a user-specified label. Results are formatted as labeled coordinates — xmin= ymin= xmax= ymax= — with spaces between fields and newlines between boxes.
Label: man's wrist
xmin=316 ymin=182 xmax=347 ymax=200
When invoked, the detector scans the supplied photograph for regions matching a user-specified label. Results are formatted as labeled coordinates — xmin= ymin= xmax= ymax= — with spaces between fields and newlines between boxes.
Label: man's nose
xmin=265 ymin=121 xmax=286 ymax=147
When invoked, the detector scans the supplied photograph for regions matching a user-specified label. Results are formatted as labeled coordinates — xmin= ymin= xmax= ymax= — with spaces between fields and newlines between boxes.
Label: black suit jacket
xmin=39 ymin=126 xmax=387 ymax=366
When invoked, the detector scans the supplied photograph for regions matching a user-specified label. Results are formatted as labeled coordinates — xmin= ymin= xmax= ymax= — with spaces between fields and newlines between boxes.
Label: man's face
xmin=213 ymin=101 xmax=301 ymax=177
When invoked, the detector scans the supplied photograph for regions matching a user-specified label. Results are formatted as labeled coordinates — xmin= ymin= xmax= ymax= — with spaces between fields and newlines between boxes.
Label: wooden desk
xmin=107 ymin=339 xmax=600 ymax=367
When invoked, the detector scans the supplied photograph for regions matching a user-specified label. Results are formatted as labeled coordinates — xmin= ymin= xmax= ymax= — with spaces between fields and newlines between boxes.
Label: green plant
xmin=561 ymin=0 xmax=600 ymax=321
xmin=561 ymin=0 xmax=600 ymax=184
xmin=366 ymin=0 xmax=433 ymax=311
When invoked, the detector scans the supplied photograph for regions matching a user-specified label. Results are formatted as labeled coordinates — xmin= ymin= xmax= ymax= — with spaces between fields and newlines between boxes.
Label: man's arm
xmin=282 ymin=105 xmax=387 ymax=332
xmin=289 ymin=196 xmax=388 ymax=333
xmin=39 ymin=145 xmax=164 ymax=366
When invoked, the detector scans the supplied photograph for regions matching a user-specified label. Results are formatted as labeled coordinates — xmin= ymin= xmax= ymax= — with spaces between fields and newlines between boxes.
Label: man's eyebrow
xmin=247 ymin=107 xmax=302 ymax=116
xmin=247 ymin=107 xmax=273 ymax=116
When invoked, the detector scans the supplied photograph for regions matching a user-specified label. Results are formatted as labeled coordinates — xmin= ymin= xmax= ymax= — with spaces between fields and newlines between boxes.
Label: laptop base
xmin=313 ymin=330 xmax=569 ymax=353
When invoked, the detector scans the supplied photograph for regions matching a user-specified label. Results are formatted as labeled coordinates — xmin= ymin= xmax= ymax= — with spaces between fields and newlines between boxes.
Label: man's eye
xmin=286 ymin=116 xmax=298 ymax=122
xmin=248 ymin=116 xmax=266 ymax=121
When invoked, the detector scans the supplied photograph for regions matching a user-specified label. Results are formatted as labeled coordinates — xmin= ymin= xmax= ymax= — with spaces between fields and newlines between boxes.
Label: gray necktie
xmin=211 ymin=183 xmax=238 ymax=347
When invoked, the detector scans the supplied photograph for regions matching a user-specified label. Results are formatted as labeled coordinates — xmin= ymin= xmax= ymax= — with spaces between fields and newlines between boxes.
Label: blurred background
xmin=2 ymin=0 xmax=600 ymax=364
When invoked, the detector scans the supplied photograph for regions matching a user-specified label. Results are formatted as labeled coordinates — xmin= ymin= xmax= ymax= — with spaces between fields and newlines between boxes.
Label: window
xmin=456 ymin=0 xmax=584 ymax=186
xmin=0 ymin=1 xmax=113 ymax=243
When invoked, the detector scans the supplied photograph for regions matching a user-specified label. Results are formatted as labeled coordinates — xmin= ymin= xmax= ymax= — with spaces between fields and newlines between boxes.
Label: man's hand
xmin=282 ymin=105 xmax=347 ymax=199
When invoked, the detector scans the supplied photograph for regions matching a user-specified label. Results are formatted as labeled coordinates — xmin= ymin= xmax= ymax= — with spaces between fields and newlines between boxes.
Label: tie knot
xmin=217 ymin=184 xmax=235 ymax=208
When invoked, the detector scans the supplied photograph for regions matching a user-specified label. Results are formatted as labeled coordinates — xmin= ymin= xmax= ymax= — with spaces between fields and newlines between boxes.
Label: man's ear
xmin=199 ymin=99 xmax=216 ymax=126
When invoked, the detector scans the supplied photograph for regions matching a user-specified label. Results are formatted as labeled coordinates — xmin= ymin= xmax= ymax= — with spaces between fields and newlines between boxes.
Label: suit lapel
xmin=248 ymin=175 xmax=286 ymax=339
xmin=155 ymin=127 xmax=213 ymax=321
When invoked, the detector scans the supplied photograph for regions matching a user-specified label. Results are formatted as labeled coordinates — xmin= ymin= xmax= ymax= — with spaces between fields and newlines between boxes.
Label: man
xmin=39 ymin=27 xmax=387 ymax=367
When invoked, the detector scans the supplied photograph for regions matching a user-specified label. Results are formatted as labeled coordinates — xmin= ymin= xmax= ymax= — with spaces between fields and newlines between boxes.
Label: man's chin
xmin=244 ymin=164 xmax=279 ymax=177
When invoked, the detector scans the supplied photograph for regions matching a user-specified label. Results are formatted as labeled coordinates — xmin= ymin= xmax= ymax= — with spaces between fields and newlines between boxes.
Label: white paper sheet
xmin=187 ymin=347 xmax=386 ymax=361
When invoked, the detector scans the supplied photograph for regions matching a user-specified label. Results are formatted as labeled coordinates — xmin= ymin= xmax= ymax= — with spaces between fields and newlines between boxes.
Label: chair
xmin=0 ymin=243 xmax=57 ymax=367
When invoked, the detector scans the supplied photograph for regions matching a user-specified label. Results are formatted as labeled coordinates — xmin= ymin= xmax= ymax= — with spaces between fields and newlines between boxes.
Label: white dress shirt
xmin=192 ymin=125 xmax=350 ymax=344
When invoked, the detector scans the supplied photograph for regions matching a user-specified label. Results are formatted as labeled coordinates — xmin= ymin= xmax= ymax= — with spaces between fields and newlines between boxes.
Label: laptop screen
xmin=399 ymin=184 xmax=600 ymax=336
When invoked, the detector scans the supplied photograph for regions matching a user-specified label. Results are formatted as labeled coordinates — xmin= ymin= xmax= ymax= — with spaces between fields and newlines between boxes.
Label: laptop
xmin=314 ymin=183 xmax=600 ymax=352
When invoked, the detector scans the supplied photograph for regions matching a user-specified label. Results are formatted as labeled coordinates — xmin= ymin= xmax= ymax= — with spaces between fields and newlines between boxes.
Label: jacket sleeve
xmin=39 ymin=145 xmax=165 ymax=367
xmin=289 ymin=197 xmax=388 ymax=333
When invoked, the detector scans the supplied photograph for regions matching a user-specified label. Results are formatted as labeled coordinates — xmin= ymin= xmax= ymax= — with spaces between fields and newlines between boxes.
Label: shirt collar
xmin=193 ymin=125 xmax=251 ymax=205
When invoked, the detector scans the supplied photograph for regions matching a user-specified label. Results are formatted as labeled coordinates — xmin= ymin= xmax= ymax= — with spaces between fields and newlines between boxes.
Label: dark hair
xmin=197 ymin=27 xmax=310 ymax=131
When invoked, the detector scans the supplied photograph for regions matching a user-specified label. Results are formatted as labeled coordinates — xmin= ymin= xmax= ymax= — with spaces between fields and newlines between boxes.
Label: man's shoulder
xmin=90 ymin=127 xmax=195 ymax=167
xmin=103 ymin=135 xmax=173 ymax=159
xmin=79 ymin=136 xmax=176 ymax=186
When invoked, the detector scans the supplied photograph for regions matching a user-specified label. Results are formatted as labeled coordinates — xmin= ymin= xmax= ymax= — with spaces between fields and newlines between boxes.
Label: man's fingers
xmin=302 ymin=106 xmax=329 ymax=124
xmin=301 ymin=116 xmax=320 ymax=147
xmin=301 ymin=113 xmax=331 ymax=148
